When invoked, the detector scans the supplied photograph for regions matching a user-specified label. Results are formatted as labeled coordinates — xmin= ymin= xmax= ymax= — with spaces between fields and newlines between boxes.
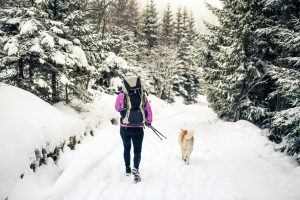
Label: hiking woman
xmin=115 ymin=76 xmax=152 ymax=183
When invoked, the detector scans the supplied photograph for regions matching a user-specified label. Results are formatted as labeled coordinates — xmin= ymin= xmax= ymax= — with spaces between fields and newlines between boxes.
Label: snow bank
xmin=0 ymin=84 xmax=85 ymax=199
xmin=57 ymin=93 xmax=119 ymax=134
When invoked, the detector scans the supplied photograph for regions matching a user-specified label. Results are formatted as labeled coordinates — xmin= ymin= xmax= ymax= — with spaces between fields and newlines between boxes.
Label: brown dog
xmin=179 ymin=129 xmax=194 ymax=165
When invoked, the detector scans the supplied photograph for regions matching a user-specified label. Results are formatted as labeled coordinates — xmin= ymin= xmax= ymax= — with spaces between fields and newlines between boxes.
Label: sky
xmin=138 ymin=0 xmax=223 ymax=32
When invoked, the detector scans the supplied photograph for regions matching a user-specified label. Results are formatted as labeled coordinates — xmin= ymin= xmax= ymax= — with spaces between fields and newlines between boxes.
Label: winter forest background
xmin=0 ymin=0 xmax=300 ymax=165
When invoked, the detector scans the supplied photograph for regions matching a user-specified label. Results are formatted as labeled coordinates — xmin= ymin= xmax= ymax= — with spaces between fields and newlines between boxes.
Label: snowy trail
xmin=42 ymin=97 xmax=300 ymax=200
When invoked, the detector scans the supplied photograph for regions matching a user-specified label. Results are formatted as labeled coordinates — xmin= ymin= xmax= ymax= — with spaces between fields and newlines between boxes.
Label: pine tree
xmin=174 ymin=8 xmax=183 ymax=45
xmin=105 ymin=0 xmax=141 ymax=63
xmin=42 ymin=0 xmax=70 ymax=21
xmin=187 ymin=12 xmax=198 ymax=45
xmin=0 ymin=5 xmax=53 ymax=100
xmin=256 ymin=0 xmax=300 ymax=158
xmin=85 ymin=0 xmax=115 ymax=38
xmin=127 ymin=0 xmax=140 ymax=34
xmin=0 ymin=1 xmax=95 ymax=103
xmin=110 ymin=0 xmax=140 ymax=33
xmin=42 ymin=0 xmax=96 ymax=103
xmin=200 ymin=1 xmax=270 ymax=122
xmin=200 ymin=0 xmax=300 ymax=159
xmin=182 ymin=7 xmax=189 ymax=39
xmin=143 ymin=0 xmax=159 ymax=48
xmin=148 ymin=47 xmax=177 ymax=102
xmin=161 ymin=3 xmax=173 ymax=45
xmin=171 ymin=8 xmax=200 ymax=104
xmin=173 ymin=37 xmax=199 ymax=104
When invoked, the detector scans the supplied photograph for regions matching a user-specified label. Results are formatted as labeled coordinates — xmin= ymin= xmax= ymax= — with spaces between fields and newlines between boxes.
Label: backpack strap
xmin=137 ymin=77 xmax=146 ymax=123
xmin=122 ymin=93 xmax=132 ymax=125
xmin=138 ymin=89 xmax=146 ymax=124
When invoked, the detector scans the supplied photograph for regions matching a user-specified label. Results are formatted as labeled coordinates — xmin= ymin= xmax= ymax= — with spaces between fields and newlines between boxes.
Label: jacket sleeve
xmin=145 ymin=96 xmax=153 ymax=124
xmin=115 ymin=93 xmax=124 ymax=112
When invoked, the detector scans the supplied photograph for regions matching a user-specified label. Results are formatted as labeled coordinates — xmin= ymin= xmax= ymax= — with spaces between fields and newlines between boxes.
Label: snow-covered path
xmin=42 ymin=96 xmax=300 ymax=200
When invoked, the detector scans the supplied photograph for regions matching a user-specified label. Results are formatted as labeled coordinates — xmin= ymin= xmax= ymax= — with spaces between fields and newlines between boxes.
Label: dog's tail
xmin=179 ymin=129 xmax=187 ymax=144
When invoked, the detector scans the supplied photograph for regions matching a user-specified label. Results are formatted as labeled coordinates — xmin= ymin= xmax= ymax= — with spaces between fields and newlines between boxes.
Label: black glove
xmin=145 ymin=122 xmax=151 ymax=127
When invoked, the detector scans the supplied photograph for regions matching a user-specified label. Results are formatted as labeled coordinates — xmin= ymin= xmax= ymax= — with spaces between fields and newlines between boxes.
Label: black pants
xmin=120 ymin=127 xmax=144 ymax=169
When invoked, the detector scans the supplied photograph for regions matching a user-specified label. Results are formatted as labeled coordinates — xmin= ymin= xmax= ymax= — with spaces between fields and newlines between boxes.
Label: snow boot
xmin=132 ymin=168 xmax=141 ymax=183
xmin=125 ymin=167 xmax=131 ymax=176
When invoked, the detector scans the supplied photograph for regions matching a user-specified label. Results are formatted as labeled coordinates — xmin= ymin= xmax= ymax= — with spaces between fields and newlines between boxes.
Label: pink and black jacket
xmin=115 ymin=92 xmax=153 ymax=128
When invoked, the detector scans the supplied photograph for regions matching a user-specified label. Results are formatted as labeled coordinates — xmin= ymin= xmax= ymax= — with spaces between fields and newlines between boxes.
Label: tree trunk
xmin=18 ymin=56 xmax=24 ymax=79
xmin=65 ymin=84 xmax=69 ymax=104
xmin=51 ymin=72 xmax=58 ymax=103
xmin=101 ymin=13 xmax=107 ymax=40
xmin=18 ymin=56 xmax=24 ymax=87
xmin=101 ymin=0 xmax=107 ymax=40
xmin=29 ymin=55 xmax=34 ymax=84
xmin=86 ymin=79 xmax=90 ymax=90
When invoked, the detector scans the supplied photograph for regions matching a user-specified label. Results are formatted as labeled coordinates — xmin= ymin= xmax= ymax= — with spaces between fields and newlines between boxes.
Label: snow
xmin=35 ymin=0 xmax=45 ymax=3
xmin=273 ymin=107 xmax=300 ymax=127
xmin=4 ymin=37 xmax=19 ymax=56
xmin=52 ymin=51 xmax=67 ymax=65
xmin=0 ymin=84 xmax=86 ymax=199
xmin=25 ymin=9 xmax=35 ymax=17
xmin=1 ymin=87 xmax=300 ymax=200
xmin=20 ymin=20 xmax=38 ymax=35
xmin=70 ymin=45 xmax=89 ymax=67
xmin=104 ymin=52 xmax=133 ymax=70
xmin=51 ymin=51 xmax=75 ymax=66
xmin=6 ymin=17 xmax=21 ymax=25
xmin=58 ymin=38 xmax=72 ymax=47
xmin=35 ymin=79 xmax=50 ymax=89
xmin=30 ymin=38 xmax=44 ymax=54
xmin=41 ymin=32 xmax=55 ymax=48
xmin=60 ymin=75 xmax=72 ymax=86
xmin=51 ymin=27 xmax=64 ymax=35
xmin=48 ymin=20 xmax=64 ymax=27
xmin=51 ymin=47 xmax=89 ymax=67
xmin=0 ymin=85 xmax=300 ymax=200
xmin=109 ymin=77 xmax=123 ymax=92
xmin=73 ymin=39 xmax=81 ymax=45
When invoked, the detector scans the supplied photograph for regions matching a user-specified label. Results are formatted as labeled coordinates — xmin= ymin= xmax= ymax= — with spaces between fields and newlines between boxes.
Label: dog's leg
xmin=185 ymin=153 xmax=190 ymax=165
xmin=181 ymin=149 xmax=185 ymax=161
xmin=186 ymin=147 xmax=192 ymax=165
xmin=184 ymin=150 xmax=188 ymax=163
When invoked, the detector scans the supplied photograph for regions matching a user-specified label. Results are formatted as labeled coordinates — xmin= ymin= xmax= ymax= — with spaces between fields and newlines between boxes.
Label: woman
xmin=115 ymin=76 xmax=152 ymax=182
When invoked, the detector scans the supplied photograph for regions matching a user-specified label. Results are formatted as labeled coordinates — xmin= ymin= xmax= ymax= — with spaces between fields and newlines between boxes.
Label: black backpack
xmin=120 ymin=76 xmax=147 ymax=126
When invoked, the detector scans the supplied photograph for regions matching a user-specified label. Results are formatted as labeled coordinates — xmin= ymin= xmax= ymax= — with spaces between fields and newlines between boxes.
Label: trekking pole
xmin=149 ymin=125 xmax=167 ymax=140
xmin=150 ymin=128 xmax=163 ymax=140
xmin=150 ymin=125 xmax=167 ymax=139
xmin=146 ymin=124 xmax=163 ymax=140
